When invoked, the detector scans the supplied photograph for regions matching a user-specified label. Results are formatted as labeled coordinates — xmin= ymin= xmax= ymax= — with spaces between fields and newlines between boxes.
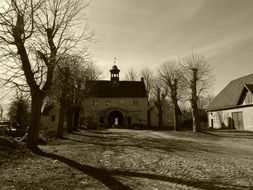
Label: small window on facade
xmin=51 ymin=115 xmax=55 ymax=122
xmin=133 ymin=100 xmax=138 ymax=105
xmin=106 ymin=100 xmax=111 ymax=106
xmin=92 ymin=100 xmax=98 ymax=106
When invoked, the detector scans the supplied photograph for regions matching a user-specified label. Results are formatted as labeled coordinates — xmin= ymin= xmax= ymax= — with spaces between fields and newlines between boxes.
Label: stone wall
xmin=83 ymin=97 xmax=148 ymax=126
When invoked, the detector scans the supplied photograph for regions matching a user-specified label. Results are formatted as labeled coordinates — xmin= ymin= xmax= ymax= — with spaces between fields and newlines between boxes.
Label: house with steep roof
xmin=83 ymin=65 xmax=148 ymax=127
xmin=207 ymin=74 xmax=253 ymax=131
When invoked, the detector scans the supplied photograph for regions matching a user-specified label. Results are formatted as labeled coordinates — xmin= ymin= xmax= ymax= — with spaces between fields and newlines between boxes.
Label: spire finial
xmin=114 ymin=57 xmax=117 ymax=65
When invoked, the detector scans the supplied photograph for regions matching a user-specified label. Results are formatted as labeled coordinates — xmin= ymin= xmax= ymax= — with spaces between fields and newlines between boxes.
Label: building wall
xmin=83 ymin=97 xmax=148 ymax=126
xmin=149 ymin=108 xmax=174 ymax=128
xmin=208 ymin=106 xmax=253 ymax=131
xmin=41 ymin=106 xmax=59 ymax=130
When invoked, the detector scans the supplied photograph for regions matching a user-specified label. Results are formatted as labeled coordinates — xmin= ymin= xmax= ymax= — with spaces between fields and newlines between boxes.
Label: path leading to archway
xmin=1 ymin=129 xmax=253 ymax=189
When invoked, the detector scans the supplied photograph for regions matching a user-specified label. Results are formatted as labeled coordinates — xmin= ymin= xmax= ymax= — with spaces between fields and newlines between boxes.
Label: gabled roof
xmin=208 ymin=74 xmax=253 ymax=111
xmin=86 ymin=80 xmax=147 ymax=98
xmin=148 ymin=101 xmax=182 ymax=115
xmin=42 ymin=105 xmax=54 ymax=115
xmin=245 ymin=84 xmax=253 ymax=94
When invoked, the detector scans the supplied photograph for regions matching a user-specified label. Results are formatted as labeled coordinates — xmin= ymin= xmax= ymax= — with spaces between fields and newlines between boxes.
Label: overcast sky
xmin=87 ymin=0 xmax=253 ymax=95
xmin=1 ymin=0 xmax=253 ymax=108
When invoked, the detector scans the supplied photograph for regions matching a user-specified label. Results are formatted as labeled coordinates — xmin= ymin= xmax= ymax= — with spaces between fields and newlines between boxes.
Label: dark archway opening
xmin=108 ymin=111 xmax=123 ymax=126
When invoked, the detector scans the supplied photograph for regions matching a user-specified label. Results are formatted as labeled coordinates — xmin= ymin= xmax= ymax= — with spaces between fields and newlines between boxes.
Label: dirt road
xmin=1 ymin=129 xmax=253 ymax=190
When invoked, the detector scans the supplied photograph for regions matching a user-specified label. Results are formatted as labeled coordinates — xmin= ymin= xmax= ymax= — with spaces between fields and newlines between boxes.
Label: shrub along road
xmin=1 ymin=129 xmax=253 ymax=190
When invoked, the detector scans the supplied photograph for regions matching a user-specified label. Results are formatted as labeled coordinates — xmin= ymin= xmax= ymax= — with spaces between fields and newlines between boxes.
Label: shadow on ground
xmin=35 ymin=129 xmax=250 ymax=190
xmin=36 ymin=149 xmax=245 ymax=190
xmin=201 ymin=130 xmax=253 ymax=139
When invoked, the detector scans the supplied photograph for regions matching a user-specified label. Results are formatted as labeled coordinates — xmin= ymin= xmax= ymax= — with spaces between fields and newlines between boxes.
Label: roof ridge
xmin=230 ymin=73 xmax=253 ymax=83
xmin=88 ymin=80 xmax=143 ymax=83
xmin=208 ymin=73 xmax=253 ymax=111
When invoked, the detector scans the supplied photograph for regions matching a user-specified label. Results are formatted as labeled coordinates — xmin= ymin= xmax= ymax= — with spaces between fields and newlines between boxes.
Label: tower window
xmin=133 ymin=100 xmax=138 ymax=105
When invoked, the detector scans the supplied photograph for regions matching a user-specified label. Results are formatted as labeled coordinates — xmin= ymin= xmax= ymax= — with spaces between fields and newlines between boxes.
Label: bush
xmin=0 ymin=136 xmax=20 ymax=150
xmin=0 ymin=127 xmax=8 ymax=136
xmin=132 ymin=123 xmax=147 ymax=129
xmin=40 ymin=128 xmax=57 ymax=139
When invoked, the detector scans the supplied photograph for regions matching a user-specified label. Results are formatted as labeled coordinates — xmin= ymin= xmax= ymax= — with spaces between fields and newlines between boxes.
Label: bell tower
xmin=110 ymin=58 xmax=120 ymax=83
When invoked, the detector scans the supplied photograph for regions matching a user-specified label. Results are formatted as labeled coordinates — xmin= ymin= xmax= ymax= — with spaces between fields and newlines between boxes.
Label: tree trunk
xmin=191 ymin=69 xmax=201 ymax=132
xmin=158 ymin=104 xmax=163 ymax=128
xmin=192 ymin=101 xmax=201 ymax=132
xmin=66 ymin=106 xmax=74 ymax=133
xmin=73 ymin=107 xmax=80 ymax=131
xmin=27 ymin=93 xmax=44 ymax=151
xmin=57 ymin=89 xmax=67 ymax=138
xmin=173 ymin=101 xmax=181 ymax=131
xmin=57 ymin=101 xmax=66 ymax=138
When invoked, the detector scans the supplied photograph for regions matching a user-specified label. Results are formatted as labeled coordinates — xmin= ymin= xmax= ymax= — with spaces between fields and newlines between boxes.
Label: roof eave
xmin=207 ymin=103 xmax=253 ymax=112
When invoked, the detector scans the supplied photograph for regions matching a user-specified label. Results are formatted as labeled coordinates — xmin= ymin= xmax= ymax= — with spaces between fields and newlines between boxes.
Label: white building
xmin=207 ymin=74 xmax=253 ymax=131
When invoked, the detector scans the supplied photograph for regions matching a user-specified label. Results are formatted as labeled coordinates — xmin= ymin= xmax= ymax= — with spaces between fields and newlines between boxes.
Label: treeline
xmin=125 ymin=52 xmax=214 ymax=132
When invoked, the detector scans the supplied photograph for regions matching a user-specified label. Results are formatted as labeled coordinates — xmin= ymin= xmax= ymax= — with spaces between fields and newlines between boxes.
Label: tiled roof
xmin=86 ymin=80 xmax=147 ymax=98
xmin=208 ymin=74 xmax=253 ymax=111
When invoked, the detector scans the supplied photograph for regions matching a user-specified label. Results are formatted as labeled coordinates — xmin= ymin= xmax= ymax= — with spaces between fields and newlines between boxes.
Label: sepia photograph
xmin=0 ymin=0 xmax=253 ymax=189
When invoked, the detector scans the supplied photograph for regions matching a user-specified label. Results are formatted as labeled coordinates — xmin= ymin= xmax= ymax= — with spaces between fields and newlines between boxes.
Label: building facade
xmin=83 ymin=65 xmax=148 ymax=127
xmin=208 ymin=74 xmax=253 ymax=131
xmin=148 ymin=103 xmax=176 ymax=128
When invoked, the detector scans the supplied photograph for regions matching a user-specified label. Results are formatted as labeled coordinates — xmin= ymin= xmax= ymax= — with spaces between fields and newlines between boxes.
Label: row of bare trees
xmin=0 ymin=0 xmax=213 ymax=151
xmin=45 ymin=54 xmax=101 ymax=138
xmin=125 ymin=52 xmax=213 ymax=132
xmin=0 ymin=0 xmax=92 ymax=151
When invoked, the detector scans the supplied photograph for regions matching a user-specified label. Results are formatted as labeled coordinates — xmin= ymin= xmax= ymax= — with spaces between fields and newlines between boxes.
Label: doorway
xmin=108 ymin=111 xmax=123 ymax=126
xmin=232 ymin=112 xmax=244 ymax=130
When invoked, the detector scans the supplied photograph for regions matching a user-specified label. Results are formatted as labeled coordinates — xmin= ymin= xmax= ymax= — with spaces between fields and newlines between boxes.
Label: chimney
xmin=141 ymin=77 xmax=144 ymax=83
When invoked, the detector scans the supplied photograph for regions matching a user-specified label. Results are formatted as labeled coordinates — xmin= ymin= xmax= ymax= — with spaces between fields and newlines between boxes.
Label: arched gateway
xmin=108 ymin=110 xmax=123 ymax=126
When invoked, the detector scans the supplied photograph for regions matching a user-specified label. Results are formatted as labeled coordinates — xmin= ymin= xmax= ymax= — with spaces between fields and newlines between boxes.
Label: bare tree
xmin=48 ymin=55 xmax=101 ymax=138
xmin=68 ymin=59 xmax=101 ymax=133
xmin=0 ymin=0 xmax=92 ymax=151
xmin=150 ymin=76 xmax=168 ymax=128
xmin=140 ymin=67 xmax=154 ymax=103
xmin=158 ymin=60 xmax=183 ymax=131
xmin=125 ymin=68 xmax=139 ymax=81
xmin=181 ymin=52 xmax=213 ymax=132
xmin=198 ymin=94 xmax=214 ymax=111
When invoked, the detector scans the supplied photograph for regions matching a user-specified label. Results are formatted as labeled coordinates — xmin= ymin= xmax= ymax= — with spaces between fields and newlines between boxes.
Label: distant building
xmin=41 ymin=105 xmax=59 ymax=129
xmin=83 ymin=65 xmax=148 ymax=127
xmin=207 ymin=74 xmax=253 ymax=131
xmin=148 ymin=102 xmax=178 ymax=128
